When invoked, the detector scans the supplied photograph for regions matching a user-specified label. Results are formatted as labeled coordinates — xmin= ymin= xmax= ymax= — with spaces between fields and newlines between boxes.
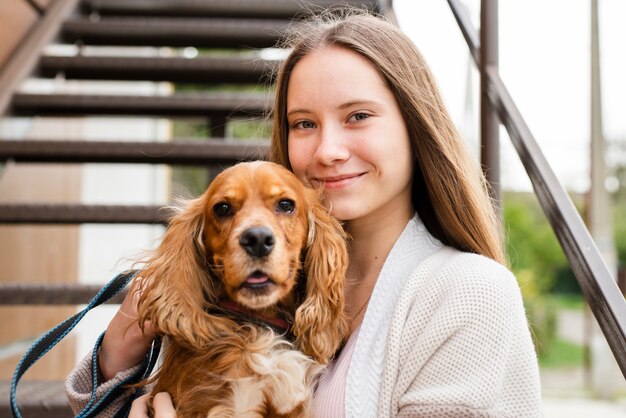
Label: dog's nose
xmin=240 ymin=227 xmax=275 ymax=258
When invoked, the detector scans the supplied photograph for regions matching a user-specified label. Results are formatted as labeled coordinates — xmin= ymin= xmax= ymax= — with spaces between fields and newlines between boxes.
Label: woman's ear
xmin=293 ymin=191 xmax=349 ymax=364
xmin=133 ymin=197 xmax=230 ymax=348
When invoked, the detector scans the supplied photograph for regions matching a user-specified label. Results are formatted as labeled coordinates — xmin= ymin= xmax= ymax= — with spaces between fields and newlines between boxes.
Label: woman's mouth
xmin=314 ymin=173 xmax=365 ymax=189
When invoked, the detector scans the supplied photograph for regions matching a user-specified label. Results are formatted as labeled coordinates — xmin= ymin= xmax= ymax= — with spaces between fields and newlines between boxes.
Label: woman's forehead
xmin=286 ymin=47 xmax=392 ymax=111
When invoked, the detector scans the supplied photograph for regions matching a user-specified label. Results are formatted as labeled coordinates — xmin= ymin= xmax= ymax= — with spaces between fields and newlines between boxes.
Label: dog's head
xmin=203 ymin=161 xmax=311 ymax=310
xmin=134 ymin=161 xmax=348 ymax=364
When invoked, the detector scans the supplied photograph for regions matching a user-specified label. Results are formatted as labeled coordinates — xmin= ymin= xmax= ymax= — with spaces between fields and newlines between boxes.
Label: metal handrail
xmin=23 ymin=0 xmax=45 ymax=15
xmin=0 ymin=0 xmax=80 ymax=117
xmin=446 ymin=0 xmax=626 ymax=378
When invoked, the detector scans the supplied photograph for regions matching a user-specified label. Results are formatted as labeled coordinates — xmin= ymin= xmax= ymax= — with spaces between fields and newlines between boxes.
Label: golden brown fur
xmin=132 ymin=161 xmax=348 ymax=417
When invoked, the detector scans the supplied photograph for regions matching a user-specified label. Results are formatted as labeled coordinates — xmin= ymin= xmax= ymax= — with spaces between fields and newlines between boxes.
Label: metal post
xmin=588 ymin=0 xmax=620 ymax=398
xmin=480 ymin=0 xmax=500 ymax=208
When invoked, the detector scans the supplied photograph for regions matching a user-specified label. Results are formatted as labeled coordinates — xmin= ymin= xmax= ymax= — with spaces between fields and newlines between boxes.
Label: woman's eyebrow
xmin=286 ymin=107 xmax=311 ymax=117
xmin=287 ymin=100 xmax=381 ymax=117
xmin=338 ymin=99 xmax=380 ymax=109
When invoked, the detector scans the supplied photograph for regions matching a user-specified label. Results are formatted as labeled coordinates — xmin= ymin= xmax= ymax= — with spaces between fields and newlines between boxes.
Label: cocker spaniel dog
xmin=131 ymin=161 xmax=348 ymax=417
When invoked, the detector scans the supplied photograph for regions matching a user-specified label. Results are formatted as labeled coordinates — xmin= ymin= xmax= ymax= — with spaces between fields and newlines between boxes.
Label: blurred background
xmin=0 ymin=0 xmax=624 ymax=416
xmin=394 ymin=0 xmax=626 ymax=415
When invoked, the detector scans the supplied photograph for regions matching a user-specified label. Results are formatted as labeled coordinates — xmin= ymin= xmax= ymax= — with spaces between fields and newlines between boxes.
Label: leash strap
xmin=10 ymin=271 xmax=160 ymax=418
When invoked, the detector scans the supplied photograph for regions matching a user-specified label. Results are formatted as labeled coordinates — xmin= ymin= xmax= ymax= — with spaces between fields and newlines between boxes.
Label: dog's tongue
xmin=246 ymin=275 xmax=269 ymax=284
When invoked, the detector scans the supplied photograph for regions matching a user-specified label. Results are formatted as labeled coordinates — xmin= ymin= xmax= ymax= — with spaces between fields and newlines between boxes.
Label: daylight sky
xmin=395 ymin=0 xmax=626 ymax=193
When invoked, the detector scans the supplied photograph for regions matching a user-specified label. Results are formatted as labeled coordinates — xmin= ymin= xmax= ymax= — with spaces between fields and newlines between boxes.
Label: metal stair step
xmin=0 ymin=380 xmax=71 ymax=418
xmin=80 ymin=0 xmax=382 ymax=19
xmin=0 ymin=283 xmax=127 ymax=305
xmin=39 ymin=55 xmax=280 ymax=83
xmin=0 ymin=203 xmax=173 ymax=224
xmin=0 ymin=138 xmax=268 ymax=164
xmin=11 ymin=91 xmax=272 ymax=117
xmin=61 ymin=16 xmax=289 ymax=48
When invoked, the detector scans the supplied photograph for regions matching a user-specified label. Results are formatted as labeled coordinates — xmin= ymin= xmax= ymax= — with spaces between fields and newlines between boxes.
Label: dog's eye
xmin=213 ymin=202 xmax=233 ymax=218
xmin=277 ymin=199 xmax=295 ymax=214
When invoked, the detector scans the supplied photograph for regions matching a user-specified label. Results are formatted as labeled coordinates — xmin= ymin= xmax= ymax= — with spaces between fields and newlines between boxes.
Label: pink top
xmin=313 ymin=327 xmax=360 ymax=418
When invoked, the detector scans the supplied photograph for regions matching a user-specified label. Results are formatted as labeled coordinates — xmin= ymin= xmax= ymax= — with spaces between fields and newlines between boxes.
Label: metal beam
xmin=485 ymin=66 xmax=626 ymax=378
xmin=24 ymin=0 xmax=45 ymax=15
xmin=0 ymin=204 xmax=172 ymax=224
xmin=11 ymin=91 xmax=272 ymax=117
xmin=0 ymin=139 xmax=268 ymax=165
xmin=61 ymin=16 xmax=289 ymax=49
xmin=39 ymin=55 xmax=280 ymax=84
xmin=480 ymin=0 xmax=500 ymax=206
xmin=446 ymin=0 xmax=626 ymax=379
xmin=0 ymin=0 xmax=80 ymax=116
xmin=80 ymin=0 xmax=382 ymax=18
xmin=0 ymin=283 xmax=126 ymax=305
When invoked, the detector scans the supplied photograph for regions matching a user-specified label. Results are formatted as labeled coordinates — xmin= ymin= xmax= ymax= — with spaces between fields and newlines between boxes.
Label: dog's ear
xmin=293 ymin=191 xmax=349 ymax=364
xmin=133 ymin=197 xmax=231 ymax=348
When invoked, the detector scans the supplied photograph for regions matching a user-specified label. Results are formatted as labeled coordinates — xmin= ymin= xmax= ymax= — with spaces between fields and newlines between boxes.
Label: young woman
xmin=66 ymin=10 xmax=542 ymax=418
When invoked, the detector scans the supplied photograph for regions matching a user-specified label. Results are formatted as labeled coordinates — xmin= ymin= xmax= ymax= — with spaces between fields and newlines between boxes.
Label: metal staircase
xmin=0 ymin=0 xmax=624 ymax=416
xmin=0 ymin=1 xmax=384 ymax=416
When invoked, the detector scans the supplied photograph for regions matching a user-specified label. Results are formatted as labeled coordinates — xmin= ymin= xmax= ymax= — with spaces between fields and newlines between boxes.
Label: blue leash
xmin=10 ymin=271 xmax=162 ymax=418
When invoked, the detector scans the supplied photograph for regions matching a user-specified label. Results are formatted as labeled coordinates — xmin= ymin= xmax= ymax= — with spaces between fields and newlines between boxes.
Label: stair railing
xmin=0 ymin=0 xmax=80 ymax=117
xmin=0 ymin=0 xmax=623 ymax=381
xmin=446 ymin=0 xmax=626 ymax=378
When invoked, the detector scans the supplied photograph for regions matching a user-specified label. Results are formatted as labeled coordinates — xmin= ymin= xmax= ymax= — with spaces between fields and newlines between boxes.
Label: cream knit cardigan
xmin=66 ymin=216 xmax=541 ymax=417
xmin=346 ymin=217 xmax=542 ymax=417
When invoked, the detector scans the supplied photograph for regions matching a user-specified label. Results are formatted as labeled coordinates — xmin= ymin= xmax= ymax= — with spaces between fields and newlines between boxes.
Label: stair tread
xmin=39 ymin=54 xmax=280 ymax=83
xmin=80 ymin=0 xmax=382 ymax=18
xmin=12 ymin=91 xmax=272 ymax=117
xmin=0 ymin=202 xmax=172 ymax=224
xmin=0 ymin=138 xmax=269 ymax=164
xmin=0 ymin=283 xmax=127 ymax=304
xmin=0 ymin=380 xmax=72 ymax=418
xmin=61 ymin=16 xmax=291 ymax=48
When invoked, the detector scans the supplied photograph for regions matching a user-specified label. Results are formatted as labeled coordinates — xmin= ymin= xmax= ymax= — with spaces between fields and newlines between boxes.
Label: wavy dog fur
xmin=131 ymin=161 xmax=348 ymax=417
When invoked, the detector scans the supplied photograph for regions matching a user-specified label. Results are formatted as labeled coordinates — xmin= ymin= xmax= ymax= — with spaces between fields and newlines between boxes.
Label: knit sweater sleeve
xmin=64 ymin=349 xmax=145 ymax=417
xmin=381 ymin=251 xmax=542 ymax=418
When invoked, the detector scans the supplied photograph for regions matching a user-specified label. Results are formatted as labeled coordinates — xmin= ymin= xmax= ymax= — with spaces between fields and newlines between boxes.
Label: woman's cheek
xmin=287 ymin=144 xmax=309 ymax=184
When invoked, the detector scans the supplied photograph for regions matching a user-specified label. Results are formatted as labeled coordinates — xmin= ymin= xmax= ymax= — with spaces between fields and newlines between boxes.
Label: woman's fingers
xmin=128 ymin=392 xmax=176 ymax=418
xmin=128 ymin=393 xmax=150 ymax=418
xmin=153 ymin=392 xmax=176 ymax=418
xmin=98 ymin=279 xmax=157 ymax=381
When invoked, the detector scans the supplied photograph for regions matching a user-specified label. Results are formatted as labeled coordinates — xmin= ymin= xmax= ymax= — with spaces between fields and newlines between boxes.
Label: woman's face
xmin=287 ymin=46 xmax=414 ymax=223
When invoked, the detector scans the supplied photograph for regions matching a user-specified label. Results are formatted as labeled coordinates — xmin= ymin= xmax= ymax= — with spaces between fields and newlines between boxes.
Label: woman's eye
xmin=277 ymin=199 xmax=295 ymax=214
xmin=213 ymin=202 xmax=233 ymax=218
xmin=293 ymin=120 xmax=316 ymax=129
xmin=349 ymin=112 xmax=370 ymax=122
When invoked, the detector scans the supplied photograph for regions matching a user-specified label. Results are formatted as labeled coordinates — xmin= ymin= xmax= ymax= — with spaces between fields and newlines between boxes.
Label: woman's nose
xmin=314 ymin=125 xmax=350 ymax=165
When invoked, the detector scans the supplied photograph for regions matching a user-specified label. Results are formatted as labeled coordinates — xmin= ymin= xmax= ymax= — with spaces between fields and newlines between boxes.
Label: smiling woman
xmin=65 ymin=9 xmax=542 ymax=418
xmin=268 ymin=9 xmax=542 ymax=418
xmin=286 ymin=46 xmax=413 ymax=224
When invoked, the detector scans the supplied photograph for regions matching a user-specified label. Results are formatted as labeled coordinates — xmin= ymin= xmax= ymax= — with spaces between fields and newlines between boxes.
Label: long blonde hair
xmin=269 ymin=10 xmax=505 ymax=264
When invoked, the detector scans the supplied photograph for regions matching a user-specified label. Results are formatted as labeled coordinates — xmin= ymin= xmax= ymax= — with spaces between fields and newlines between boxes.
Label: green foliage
xmin=538 ymin=338 xmax=585 ymax=369
xmin=228 ymin=118 xmax=271 ymax=139
xmin=503 ymin=192 xmax=576 ymax=296
xmin=525 ymin=296 xmax=557 ymax=358
xmin=549 ymin=293 xmax=585 ymax=311
xmin=503 ymin=192 xmax=580 ymax=359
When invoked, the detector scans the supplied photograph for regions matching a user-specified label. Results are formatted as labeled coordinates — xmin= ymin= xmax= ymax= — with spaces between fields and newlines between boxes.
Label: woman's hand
xmin=129 ymin=393 xmax=176 ymax=418
xmin=98 ymin=281 xmax=157 ymax=381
